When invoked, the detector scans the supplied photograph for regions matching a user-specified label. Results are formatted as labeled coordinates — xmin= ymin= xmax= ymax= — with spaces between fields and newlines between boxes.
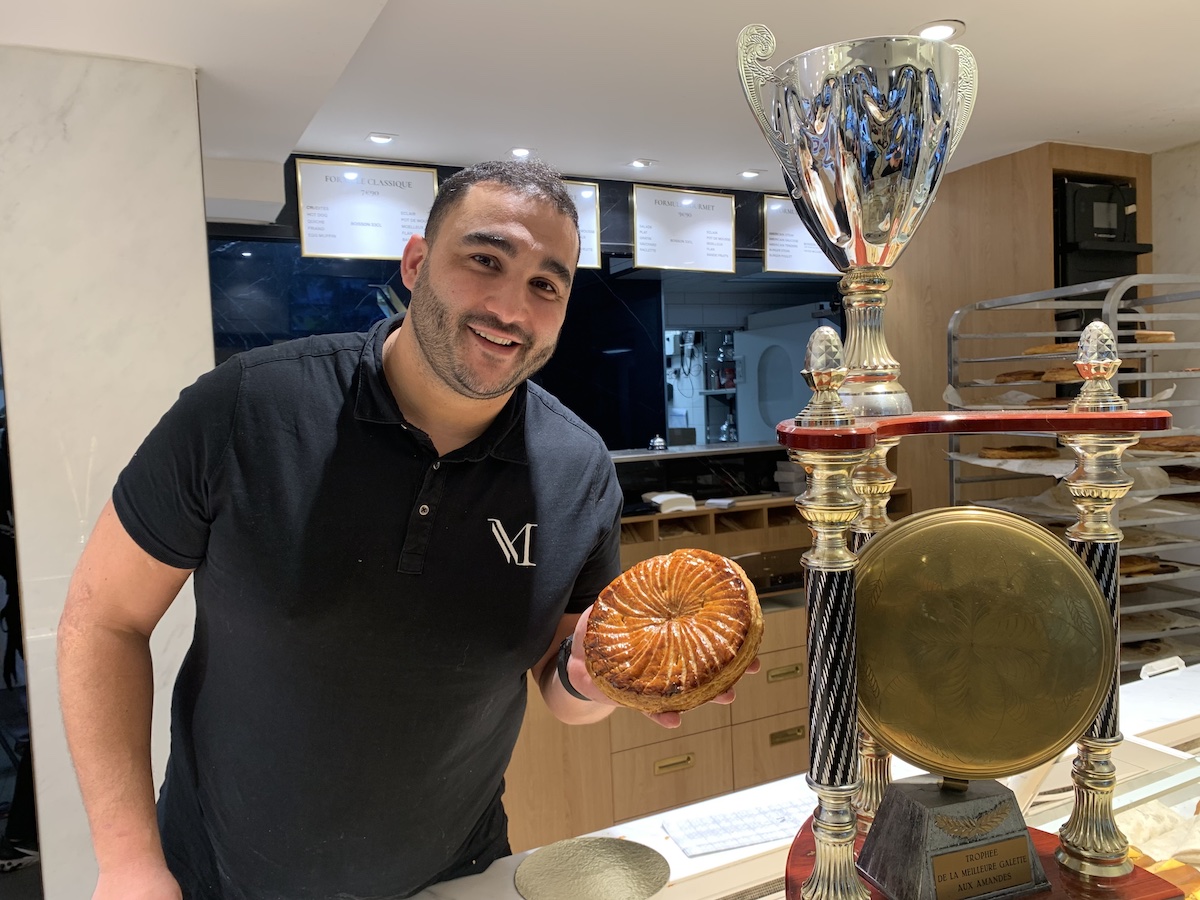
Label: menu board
xmin=762 ymin=195 xmax=840 ymax=275
xmin=632 ymin=185 xmax=735 ymax=273
xmin=296 ymin=159 xmax=438 ymax=259
xmin=565 ymin=181 xmax=601 ymax=269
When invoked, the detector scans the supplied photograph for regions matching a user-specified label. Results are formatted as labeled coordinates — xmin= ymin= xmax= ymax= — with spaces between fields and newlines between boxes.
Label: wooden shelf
xmin=618 ymin=491 xmax=912 ymax=570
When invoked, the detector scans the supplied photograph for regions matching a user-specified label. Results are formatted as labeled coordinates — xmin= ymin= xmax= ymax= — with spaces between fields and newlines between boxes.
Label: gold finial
xmin=800 ymin=326 xmax=854 ymax=427
xmin=1071 ymin=321 xmax=1126 ymax=413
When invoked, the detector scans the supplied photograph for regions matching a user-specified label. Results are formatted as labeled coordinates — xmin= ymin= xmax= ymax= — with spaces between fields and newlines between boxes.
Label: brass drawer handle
xmin=767 ymin=663 xmax=804 ymax=683
xmin=769 ymin=725 xmax=807 ymax=746
xmin=653 ymin=753 xmax=696 ymax=775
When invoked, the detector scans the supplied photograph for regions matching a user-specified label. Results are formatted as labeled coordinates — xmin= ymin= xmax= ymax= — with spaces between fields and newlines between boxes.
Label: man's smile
xmin=469 ymin=325 xmax=521 ymax=348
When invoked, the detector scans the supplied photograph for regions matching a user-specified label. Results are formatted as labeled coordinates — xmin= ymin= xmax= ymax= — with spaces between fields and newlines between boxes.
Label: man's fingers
xmin=647 ymin=710 xmax=682 ymax=728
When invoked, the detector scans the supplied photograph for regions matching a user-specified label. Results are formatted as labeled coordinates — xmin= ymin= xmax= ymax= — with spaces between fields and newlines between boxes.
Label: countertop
xmin=411 ymin=664 xmax=1200 ymax=900
xmin=610 ymin=441 xmax=781 ymax=464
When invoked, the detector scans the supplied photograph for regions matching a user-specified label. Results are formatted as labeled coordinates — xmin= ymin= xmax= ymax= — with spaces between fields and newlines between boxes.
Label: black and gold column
xmin=1056 ymin=321 xmax=1138 ymax=877
xmin=792 ymin=327 xmax=871 ymax=900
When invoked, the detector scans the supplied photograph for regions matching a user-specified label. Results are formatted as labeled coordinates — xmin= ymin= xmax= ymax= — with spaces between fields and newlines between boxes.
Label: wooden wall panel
xmin=886 ymin=143 xmax=1151 ymax=512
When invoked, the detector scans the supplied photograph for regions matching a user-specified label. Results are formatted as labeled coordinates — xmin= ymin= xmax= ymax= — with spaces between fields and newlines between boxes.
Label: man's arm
xmin=531 ymin=608 xmax=617 ymax=725
xmin=58 ymin=499 xmax=192 ymax=900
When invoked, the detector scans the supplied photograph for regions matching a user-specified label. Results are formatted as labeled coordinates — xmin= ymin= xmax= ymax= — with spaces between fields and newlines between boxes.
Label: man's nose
xmin=482 ymin=276 xmax=530 ymax=325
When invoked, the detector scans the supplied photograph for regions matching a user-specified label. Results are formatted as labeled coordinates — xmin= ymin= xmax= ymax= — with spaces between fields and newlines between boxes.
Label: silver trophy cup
xmin=738 ymin=25 xmax=977 ymax=417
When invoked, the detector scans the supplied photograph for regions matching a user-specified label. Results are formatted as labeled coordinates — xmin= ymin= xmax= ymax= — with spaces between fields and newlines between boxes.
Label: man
xmin=58 ymin=160 xmax=745 ymax=900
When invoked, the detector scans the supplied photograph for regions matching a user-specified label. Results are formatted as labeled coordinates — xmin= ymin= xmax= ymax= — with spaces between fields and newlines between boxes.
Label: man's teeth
xmin=473 ymin=328 xmax=514 ymax=346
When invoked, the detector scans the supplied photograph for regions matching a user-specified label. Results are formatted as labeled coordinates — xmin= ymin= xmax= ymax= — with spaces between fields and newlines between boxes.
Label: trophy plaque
xmin=737 ymin=26 xmax=977 ymax=418
xmin=853 ymin=507 xmax=1113 ymax=900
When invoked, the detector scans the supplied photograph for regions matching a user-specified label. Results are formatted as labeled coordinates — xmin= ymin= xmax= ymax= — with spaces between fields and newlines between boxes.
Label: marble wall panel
xmin=0 ymin=46 xmax=212 ymax=897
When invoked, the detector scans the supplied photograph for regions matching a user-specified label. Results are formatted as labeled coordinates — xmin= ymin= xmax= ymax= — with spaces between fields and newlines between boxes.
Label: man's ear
xmin=399 ymin=234 xmax=429 ymax=290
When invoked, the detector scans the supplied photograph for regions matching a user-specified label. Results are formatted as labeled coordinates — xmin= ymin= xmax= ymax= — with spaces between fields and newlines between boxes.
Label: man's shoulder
xmin=524 ymin=382 xmax=609 ymax=456
xmin=235 ymin=329 xmax=369 ymax=374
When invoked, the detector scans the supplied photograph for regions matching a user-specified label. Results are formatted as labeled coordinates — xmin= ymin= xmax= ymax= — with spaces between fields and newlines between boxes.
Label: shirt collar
xmin=353 ymin=314 xmax=529 ymax=465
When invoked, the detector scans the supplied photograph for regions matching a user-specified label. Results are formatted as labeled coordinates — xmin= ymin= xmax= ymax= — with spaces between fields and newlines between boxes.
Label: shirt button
xmin=419 ymin=504 xmax=430 ymax=516
xmin=432 ymin=461 xmax=441 ymax=470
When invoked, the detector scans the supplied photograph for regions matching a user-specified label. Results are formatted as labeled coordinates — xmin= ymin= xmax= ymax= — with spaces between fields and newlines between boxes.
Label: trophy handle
xmin=949 ymin=44 xmax=978 ymax=157
xmin=737 ymin=25 xmax=797 ymax=183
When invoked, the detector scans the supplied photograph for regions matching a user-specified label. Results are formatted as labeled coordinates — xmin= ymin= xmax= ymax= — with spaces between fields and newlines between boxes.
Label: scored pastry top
xmin=584 ymin=548 xmax=762 ymax=713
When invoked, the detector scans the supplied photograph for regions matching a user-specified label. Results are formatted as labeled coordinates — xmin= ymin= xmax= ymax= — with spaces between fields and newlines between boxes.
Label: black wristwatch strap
xmin=556 ymin=635 xmax=592 ymax=702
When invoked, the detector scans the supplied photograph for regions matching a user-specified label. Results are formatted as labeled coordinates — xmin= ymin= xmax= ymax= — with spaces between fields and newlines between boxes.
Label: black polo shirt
xmin=113 ymin=315 xmax=622 ymax=900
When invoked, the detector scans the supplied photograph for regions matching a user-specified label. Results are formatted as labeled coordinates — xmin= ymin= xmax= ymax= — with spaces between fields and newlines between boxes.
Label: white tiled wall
xmin=664 ymin=330 xmax=708 ymax=442
xmin=0 ymin=47 xmax=213 ymax=899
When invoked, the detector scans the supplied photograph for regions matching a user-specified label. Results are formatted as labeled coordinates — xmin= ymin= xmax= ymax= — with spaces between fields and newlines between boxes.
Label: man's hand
xmin=643 ymin=657 xmax=762 ymax=729
xmin=93 ymin=860 xmax=182 ymax=900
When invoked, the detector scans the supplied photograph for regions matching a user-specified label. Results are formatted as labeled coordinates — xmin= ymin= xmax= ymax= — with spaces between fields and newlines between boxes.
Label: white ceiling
xmin=7 ymin=0 xmax=1200 ymax=201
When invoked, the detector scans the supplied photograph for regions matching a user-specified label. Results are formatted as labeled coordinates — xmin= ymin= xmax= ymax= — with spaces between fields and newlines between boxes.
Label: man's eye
xmin=532 ymin=279 xmax=559 ymax=295
xmin=472 ymin=254 xmax=498 ymax=268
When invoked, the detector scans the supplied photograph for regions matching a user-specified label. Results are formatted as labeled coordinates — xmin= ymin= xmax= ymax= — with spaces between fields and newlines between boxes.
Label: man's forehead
xmin=449 ymin=182 xmax=579 ymax=260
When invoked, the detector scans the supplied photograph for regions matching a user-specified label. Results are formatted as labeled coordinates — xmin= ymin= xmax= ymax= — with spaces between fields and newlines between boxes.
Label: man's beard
xmin=408 ymin=266 xmax=558 ymax=400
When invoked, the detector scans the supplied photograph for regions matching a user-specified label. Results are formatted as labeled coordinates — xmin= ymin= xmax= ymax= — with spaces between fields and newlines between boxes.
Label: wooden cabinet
xmin=610 ymin=727 xmax=734 ymax=822
xmin=607 ymin=604 xmax=809 ymax=824
xmin=732 ymin=709 xmax=810 ymax=790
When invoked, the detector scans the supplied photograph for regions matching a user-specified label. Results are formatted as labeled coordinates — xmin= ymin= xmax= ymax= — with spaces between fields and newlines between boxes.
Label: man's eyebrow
xmin=463 ymin=231 xmax=517 ymax=257
xmin=462 ymin=231 xmax=573 ymax=290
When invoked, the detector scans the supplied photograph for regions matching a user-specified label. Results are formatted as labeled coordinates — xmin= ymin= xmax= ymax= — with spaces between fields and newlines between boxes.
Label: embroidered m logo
xmin=488 ymin=518 xmax=537 ymax=567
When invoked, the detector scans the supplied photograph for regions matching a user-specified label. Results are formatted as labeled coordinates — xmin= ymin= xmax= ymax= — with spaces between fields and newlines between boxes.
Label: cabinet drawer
xmin=610 ymin=701 xmax=729 ymax=753
xmin=611 ymin=729 xmax=733 ymax=822
xmin=731 ymin=647 xmax=807 ymax=725
xmin=760 ymin=605 xmax=807 ymax=655
xmin=732 ymin=708 xmax=811 ymax=791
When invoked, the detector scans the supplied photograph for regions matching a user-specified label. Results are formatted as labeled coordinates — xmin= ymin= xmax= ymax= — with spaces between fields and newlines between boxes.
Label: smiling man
xmin=57 ymin=160 xmax=696 ymax=900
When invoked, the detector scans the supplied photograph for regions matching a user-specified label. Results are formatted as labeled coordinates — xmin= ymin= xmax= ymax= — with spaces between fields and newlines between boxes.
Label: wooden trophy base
xmin=784 ymin=819 xmax=1184 ymax=900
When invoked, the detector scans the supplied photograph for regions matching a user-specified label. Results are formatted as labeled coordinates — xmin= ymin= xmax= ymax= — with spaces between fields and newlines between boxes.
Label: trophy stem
xmin=851 ymin=437 xmax=899 ymax=539
xmin=853 ymin=727 xmax=891 ymax=835
xmin=792 ymin=328 xmax=870 ymax=900
xmin=838 ymin=269 xmax=911 ymax=417
xmin=796 ymin=458 xmax=868 ymax=899
xmin=803 ymin=784 xmax=871 ymax=900
xmin=1057 ymin=322 xmax=1137 ymax=878
xmin=848 ymin=437 xmax=898 ymax=834
xmin=1055 ymin=737 xmax=1133 ymax=877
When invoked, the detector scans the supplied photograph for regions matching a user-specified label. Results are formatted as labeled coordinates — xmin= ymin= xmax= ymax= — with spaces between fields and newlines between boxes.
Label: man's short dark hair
xmin=424 ymin=159 xmax=579 ymax=247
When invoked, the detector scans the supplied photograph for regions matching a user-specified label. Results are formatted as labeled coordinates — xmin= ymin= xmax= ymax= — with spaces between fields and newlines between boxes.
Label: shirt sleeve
xmin=563 ymin=454 xmax=623 ymax=614
xmin=112 ymin=356 xmax=243 ymax=570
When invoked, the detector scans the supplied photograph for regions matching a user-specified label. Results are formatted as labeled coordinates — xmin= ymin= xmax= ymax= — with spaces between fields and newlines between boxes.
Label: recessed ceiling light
xmin=915 ymin=19 xmax=965 ymax=41
xmin=511 ymin=147 xmax=532 ymax=158
xmin=241 ymin=251 xmax=253 ymax=257
xmin=344 ymin=171 xmax=359 ymax=181
xmin=629 ymin=158 xmax=656 ymax=168
xmin=367 ymin=133 xmax=395 ymax=144
xmin=741 ymin=170 xmax=763 ymax=178
xmin=580 ymin=189 xmax=594 ymax=199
